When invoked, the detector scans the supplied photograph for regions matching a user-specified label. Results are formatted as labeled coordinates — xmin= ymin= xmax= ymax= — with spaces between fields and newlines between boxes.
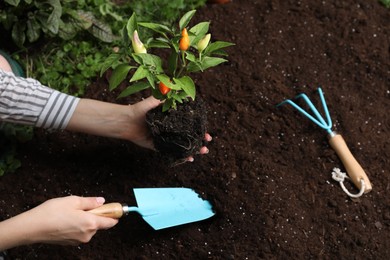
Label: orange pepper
xmin=179 ymin=28 xmax=190 ymax=51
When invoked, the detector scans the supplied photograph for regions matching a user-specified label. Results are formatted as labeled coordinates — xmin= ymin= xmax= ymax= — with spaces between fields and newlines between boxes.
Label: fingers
xmin=199 ymin=146 xmax=209 ymax=154
xmin=75 ymin=196 xmax=106 ymax=211
xmin=185 ymin=133 xmax=212 ymax=162
xmin=76 ymin=197 xmax=119 ymax=231
xmin=204 ymin=133 xmax=212 ymax=142
xmin=79 ymin=197 xmax=119 ymax=229
xmin=199 ymin=133 xmax=211 ymax=155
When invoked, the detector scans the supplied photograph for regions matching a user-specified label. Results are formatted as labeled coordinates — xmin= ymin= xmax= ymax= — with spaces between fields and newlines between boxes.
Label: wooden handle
xmin=328 ymin=134 xmax=372 ymax=193
xmin=88 ymin=203 xmax=124 ymax=218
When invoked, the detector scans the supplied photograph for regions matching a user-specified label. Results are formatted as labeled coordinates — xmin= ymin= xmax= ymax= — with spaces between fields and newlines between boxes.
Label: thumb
xmin=77 ymin=197 xmax=106 ymax=211
xmin=95 ymin=215 xmax=119 ymax=230
xmin=134 ymin=96 xmax=162 ymax=113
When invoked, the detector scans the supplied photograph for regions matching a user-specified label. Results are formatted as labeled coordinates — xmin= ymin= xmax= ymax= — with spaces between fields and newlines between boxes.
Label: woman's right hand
xmin=0 ymin=196 xmax=118 ymax=250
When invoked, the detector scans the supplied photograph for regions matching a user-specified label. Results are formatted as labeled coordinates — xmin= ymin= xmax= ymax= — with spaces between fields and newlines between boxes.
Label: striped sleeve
xmin=0 ymin=69 xmax=80 ymax=129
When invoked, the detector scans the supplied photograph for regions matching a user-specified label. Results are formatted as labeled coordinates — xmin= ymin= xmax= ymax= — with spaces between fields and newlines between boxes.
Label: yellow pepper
xmin=132 ymin=30 xmax=147 ymax=54
xmin=197 ymin=33 xmax=211 ymax=52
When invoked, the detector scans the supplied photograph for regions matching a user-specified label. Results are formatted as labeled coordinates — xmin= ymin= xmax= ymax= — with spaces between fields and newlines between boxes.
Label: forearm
xmin=66 ymin=97 xmax=161 ymax=149
xmin=66 ymin=99 xmax=134 ymax=140
xmin=0 ymin=213 xmax=38 ymax=250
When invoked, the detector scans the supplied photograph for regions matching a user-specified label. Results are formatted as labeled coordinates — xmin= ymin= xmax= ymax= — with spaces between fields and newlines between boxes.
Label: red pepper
xmin=159 ymin=81 xmax=171 ymax=95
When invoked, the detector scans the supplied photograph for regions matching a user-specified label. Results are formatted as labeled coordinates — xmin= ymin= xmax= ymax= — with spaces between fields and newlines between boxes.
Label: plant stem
xmin=181 ymin=50 xmax=186 ymax=67
xmin=177 ymin=50 xmax=187 ymax=77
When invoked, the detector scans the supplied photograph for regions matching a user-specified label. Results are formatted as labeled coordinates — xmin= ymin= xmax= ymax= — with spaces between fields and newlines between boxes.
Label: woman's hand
xmin=0 ymin=196 xmax=118 ymax=250
xmin=126 ymin=96 xmax=212 ymax=161
xmin=66 ymin=96 xmax=212 ymax=161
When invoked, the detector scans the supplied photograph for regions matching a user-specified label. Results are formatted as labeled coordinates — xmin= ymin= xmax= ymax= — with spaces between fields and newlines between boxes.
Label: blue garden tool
xmin=277 ymin=88 xmax=372 ymax=193
xmin=89 ymin=188 xmax=215 ymax=229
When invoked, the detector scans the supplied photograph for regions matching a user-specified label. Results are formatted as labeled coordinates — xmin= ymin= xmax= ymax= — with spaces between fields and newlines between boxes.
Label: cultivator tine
xmin=317 ymin=88 xmax=333 ymax=131
xmin=277 ymin=88 xmax=332 ymax=133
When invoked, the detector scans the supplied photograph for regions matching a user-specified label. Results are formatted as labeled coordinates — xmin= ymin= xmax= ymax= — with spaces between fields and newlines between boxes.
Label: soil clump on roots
xmin=146 ymin=98 xmax=207 ymax=163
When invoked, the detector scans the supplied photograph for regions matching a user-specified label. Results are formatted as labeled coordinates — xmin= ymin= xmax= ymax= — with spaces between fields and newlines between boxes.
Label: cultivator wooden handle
xmin=328 ymin=133 xmax=372 ymax=193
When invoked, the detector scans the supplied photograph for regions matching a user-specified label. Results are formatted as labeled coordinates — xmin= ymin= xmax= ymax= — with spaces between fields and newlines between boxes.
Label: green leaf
xmin=174 ymin=76 xmax=196 ymax=100
xmin=130 ymin=65 xmax=149 ymax=82
xmin=156 ymin=74 xmax=180 ymax=90
xmin=126 ymin=13 xmax=137 ymax=40
xmin=5 ymin=0 xmax=20 ymax=6
xmin=118 ymin=82 xmax=150 ymax=98
xmin=131 ymin=54 xmax=143 ymax=65
xmin=186 ymin=61 xmax=202 ymax=73
xmin=146 ymin=73 xmax=156 ymax=89
xmin=179 ymin=10 xmax=196 ymax=31
xmin=89 ymin=19 xmax=116 ymax=42
xmin=100 ymin=53 xmax=121 ymax=76
xmin=58 ymin=19 xmax=78 ymax=40
xmin=138 ymin=22 xmax=171 ymax=36
xmin=146 ymin=39 xmax=170 ymax=49
xmin=151 ymin=87 xmax=164 ymax=100
xmin=162 ymin=98 xmax=174 ymax=112
xmin=189 ymin=22 xmax=209 ymax=45
xmin=109 ymin=64 xmax=133 ymax=91
xmin=26 ymin=18 xmax=41 ymax=42
xmin=172 ymin=93 xmax=184 ymax=103
xmin=168 ymin=50 xmax=178 ymax=76
xmin=132 ymin=53 xmax=163 ymax=73
xmin=379 ymin=0 xmax=390 ymax=7
xmin=74 ymin=10 xmax=116 ymax=42
xmin=44 ymin=0 xmax=62 ymax=34
xmin=202 ymin=57 xmax=228 ymax=69
xmin=12 ymin=23 xmax=26 ymax=47
xmin=185 ymin=52 xmax=197 ymax=62
xmin=72 ymin=11 xmax=97 ymax=30
xmin=204 ymin=41 xmax=235 ymax=56
xmin=8 ymin=157 xmax=21 ymax=172
xmin=188 ymin=57 xmax=227 ymax=72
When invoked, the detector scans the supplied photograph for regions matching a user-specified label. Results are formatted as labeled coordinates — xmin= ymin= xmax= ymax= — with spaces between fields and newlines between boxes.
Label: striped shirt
xmin=0 ymin=69 xmax=80 ymax=129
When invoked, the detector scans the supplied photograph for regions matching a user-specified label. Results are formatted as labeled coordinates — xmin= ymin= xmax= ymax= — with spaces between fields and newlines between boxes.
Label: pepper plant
xmin=102 ymin=10 xmax=234 ymax=111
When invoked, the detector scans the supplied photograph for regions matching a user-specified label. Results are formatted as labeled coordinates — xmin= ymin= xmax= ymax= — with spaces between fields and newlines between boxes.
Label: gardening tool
xmin=89 ymin=188 xmax=215 ymax=230
xmin=277 ymin=87 xmax=372 ymax=194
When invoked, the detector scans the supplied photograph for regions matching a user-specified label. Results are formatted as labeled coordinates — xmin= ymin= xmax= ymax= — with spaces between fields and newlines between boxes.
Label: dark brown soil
xmin=1 ymin=0 xmax=390 ymax=259
xmin=146 ymin=98 xmax=208 ymax=163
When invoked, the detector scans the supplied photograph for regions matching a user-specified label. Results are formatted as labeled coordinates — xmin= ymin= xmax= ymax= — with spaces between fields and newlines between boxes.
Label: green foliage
xmin=0 ymin=123 xmax=33 ymax=176
xmin=0 ymin=1 xmax=209 ymax=175
xmin=104 ymin=10 xmax=234 ymax=111
xmin=1 ymin=0 xmax=209 ymax=98
xmin=379 ymin=0 xmax=390 ymax=7
xmin=0 ymin=0 xmax=117 ymax=47
xmin=31 ymin=41 xmax=109 ymax=96
xmin=128 ymin=0 xmax=207 ymax=27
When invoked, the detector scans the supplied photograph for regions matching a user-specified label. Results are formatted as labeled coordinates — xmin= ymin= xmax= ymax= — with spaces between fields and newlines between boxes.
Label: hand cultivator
xmin=277 ymin=88 xmax=372 ymax=195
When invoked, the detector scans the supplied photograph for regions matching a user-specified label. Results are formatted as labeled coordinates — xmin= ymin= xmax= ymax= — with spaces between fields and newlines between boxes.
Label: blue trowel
xmin=89 ymin=188 xmax=215 ymax=230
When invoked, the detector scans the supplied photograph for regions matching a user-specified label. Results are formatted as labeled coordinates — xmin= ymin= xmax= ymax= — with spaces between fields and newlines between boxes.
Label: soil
xmin=146 ymin=98 xmax=208 ymax=163
xmin=1 ymin=0 xmax=390 ymax=259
